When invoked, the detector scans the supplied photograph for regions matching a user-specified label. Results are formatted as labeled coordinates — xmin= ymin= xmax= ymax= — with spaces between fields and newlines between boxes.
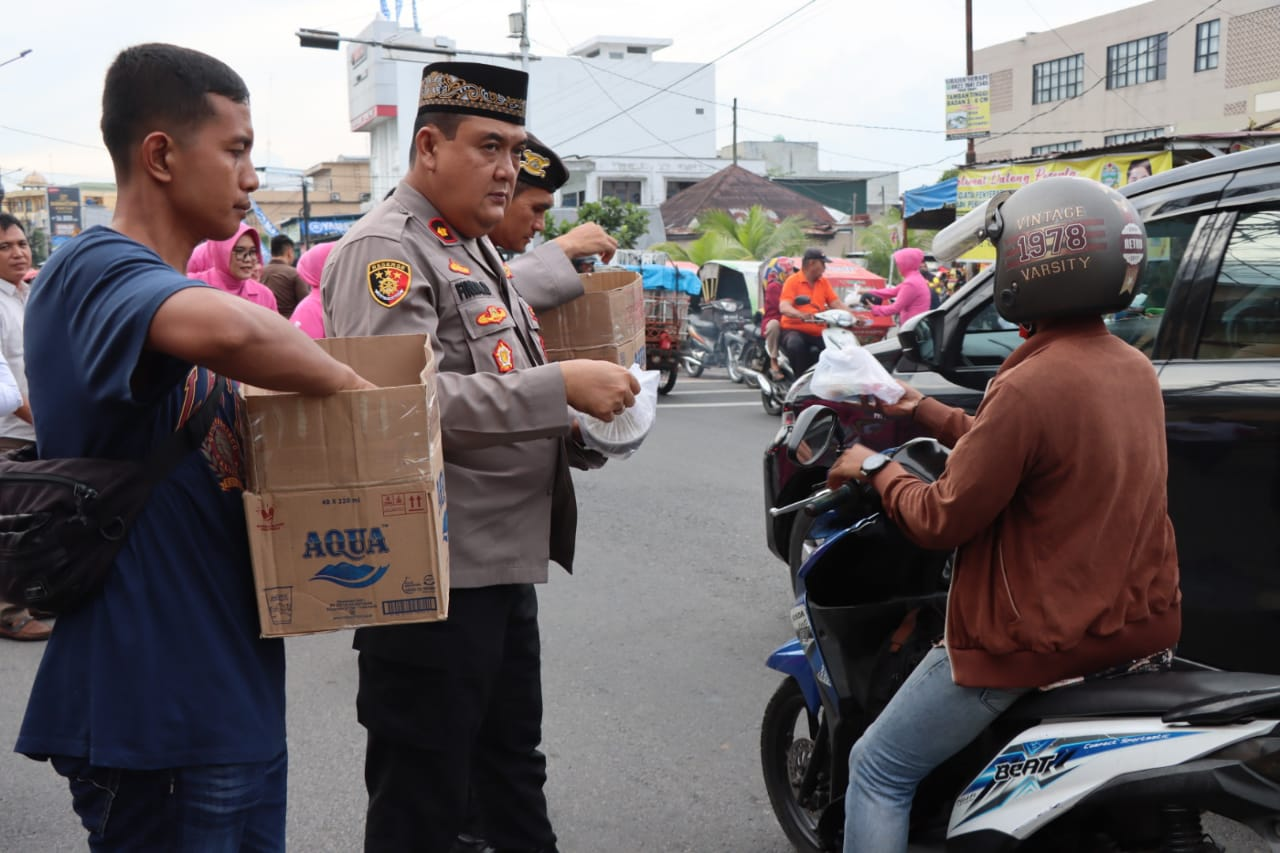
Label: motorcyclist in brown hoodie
xmin=827 ymin=176 xmax=1181 ymax=853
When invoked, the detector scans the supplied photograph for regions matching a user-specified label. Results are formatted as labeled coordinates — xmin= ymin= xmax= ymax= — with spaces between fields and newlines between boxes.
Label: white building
xmin=557 ymin=154 xmax=767 ymax=209
xmin=973 ymin=0 xmax=1280 ymax=161
xmin=344 ymin=20 xmax=720 ymax=204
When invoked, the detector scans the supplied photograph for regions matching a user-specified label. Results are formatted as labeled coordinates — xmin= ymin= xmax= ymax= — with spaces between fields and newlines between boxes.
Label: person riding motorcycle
xmin=779 ymin=248 xmax=852 ymax=376
xmin=824 ymin=176 xmax=1181 ymax=853
xmin=761 ymin=256 xmax=795 ymax=379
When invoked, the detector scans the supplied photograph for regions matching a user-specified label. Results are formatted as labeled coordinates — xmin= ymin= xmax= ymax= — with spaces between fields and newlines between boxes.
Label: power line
xmin=550 ymin=0 xmax=819 ymax=149
xmin=979 ymin=0 xmax=1227 ymax=149
xmin=0 ymin=124 xmax=102 ymax=151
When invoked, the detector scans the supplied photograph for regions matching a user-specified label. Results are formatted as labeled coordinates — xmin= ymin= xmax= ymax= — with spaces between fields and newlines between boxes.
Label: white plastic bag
xmin=573 ymin=365 xmax=659 ymax=459
xmin=809 ymin=345 xmax=904 ymax=404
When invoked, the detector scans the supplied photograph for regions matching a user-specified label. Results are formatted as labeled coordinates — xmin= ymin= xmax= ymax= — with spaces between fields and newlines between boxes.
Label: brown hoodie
xmin=870 ymin=317 xmax=1180 ymax=688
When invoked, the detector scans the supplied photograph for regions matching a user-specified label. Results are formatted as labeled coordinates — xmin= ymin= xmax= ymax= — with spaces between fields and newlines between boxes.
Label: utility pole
xmin=732 ymin=98 xmax=738 ymax=166
xmin=509 ymin=2 xmax=530 ymax=71
xmin=301 ymin=179 xmax=311 ymax=251
xmin=965 ymin=0 xmax=976 ymax=166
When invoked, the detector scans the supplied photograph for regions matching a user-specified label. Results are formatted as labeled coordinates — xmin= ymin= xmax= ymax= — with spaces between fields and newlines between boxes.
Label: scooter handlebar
xmin=803 ymin=483 xmax=857 ymax=516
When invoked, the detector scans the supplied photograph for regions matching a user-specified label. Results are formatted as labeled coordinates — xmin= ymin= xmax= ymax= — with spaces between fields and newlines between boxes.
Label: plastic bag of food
xmin=573 ymin=365 xmax=659 ymax=459
xmin=809 ymin=345 xmax=904 ymax=404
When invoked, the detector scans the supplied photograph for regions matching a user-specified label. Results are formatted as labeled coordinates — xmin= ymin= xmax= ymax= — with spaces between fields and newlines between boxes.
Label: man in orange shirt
xmin=779 ymin=247 xmax=851 ymax=375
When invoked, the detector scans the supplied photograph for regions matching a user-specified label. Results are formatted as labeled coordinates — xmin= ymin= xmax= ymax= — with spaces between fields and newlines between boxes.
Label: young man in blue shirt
xmin=16 ymin=43 xmax=372 ymax=851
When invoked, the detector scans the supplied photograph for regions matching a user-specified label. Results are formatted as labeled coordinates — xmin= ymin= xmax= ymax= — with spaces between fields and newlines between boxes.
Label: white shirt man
xmin=0 ymin=218 xmax=33 ymax=445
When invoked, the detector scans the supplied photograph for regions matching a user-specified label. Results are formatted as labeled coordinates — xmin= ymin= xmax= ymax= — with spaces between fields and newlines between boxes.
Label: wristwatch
xmin=860 ymin=452 xmax=891 ymax=480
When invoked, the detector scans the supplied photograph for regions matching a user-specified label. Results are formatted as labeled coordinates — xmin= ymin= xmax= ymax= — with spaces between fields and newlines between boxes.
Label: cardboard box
xmin=241 ymin=334 xmax=449 ymax=637
xmin=539 ymin=269 xmax=646 ymax=368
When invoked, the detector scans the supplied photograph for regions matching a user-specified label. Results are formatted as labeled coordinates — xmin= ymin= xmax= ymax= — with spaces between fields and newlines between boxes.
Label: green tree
xmin=650 ymin=231 xmax=747 ymax=265
xmin=855 ymin=209 xmax=936 ymax=279
xmin=542 ymin=196 xmax=651 ymax=249
xmin=694 ymin=206 xmax=810 ymax=260
xmin=937 ymin=167 xmax=960 ymax=182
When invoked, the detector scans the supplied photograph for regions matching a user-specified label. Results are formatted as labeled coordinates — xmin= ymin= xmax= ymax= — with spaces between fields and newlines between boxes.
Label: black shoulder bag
xmin=0 ymin=375 xmax=227 ymax=614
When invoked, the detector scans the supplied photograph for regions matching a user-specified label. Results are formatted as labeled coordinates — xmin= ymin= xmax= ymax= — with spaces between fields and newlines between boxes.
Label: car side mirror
xmin=787 ymin=405 xmax=843 ymax=466
xmin=897 ymin=309 xmax=945 ymax=370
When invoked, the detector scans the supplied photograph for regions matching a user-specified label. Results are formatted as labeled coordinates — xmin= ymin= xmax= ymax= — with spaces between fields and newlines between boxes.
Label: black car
xmin=763 ymin=144 xmax=1280 ymax=673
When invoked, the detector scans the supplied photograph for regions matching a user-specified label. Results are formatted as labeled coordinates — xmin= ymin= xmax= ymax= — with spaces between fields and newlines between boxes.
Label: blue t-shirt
xmin=15 ymin=226 xmax=285 ymax=770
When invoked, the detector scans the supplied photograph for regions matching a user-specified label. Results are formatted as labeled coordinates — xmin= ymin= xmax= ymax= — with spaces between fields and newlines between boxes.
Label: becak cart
xmin=614 ymin=252 xmax=701 ymax=395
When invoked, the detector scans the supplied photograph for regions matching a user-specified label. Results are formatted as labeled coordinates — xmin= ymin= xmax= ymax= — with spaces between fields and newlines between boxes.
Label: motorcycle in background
xmin=762 ymin=405 xmax=1280 ymax=853
xmin=681 ymin=298 xmax=746 ymax=380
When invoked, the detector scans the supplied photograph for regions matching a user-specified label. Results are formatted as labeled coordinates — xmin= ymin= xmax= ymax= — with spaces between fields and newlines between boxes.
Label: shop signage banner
xmin=956 ymin=151 xmax=1173 ymax=214
xmin=945 ymin=75 xmax=991 ymax=141
xmin=46 ymin=186 xmax=82 ymax=250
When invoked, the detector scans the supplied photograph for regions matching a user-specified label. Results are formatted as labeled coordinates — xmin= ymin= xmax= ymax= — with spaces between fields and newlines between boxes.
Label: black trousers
xmin=356 ymin=584 xmax=554 ymax=853
xmin=780 ymin=330 xmax=824 ymax=376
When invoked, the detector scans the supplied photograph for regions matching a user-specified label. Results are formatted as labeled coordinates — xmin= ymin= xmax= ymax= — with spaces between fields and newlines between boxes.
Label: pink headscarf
xmin=187 ymin=223 xmax=278 ymax=311
xmin=289 ymin=242 xmax=336 ymax=340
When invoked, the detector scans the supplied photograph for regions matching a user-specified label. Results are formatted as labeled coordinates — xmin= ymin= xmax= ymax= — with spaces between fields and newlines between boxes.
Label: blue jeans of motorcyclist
xmin=780 ymin=330 xmax=823 ymax=376
xmin=51 ymin=750 xmax=287 ymax=852
xmin=843 ymin=647 xmax=1026 ymax=853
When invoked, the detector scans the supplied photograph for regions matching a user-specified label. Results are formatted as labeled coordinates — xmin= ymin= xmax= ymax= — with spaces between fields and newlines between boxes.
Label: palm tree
xmin=696 ymin=206 xmax=811 ymax=260
xmin=650 ymin=231 xmax=747 ymax=265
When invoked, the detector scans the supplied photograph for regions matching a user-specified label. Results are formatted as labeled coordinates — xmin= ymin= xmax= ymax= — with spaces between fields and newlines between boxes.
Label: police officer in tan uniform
xmin=323 ymin=62 xmax=639 ymax=853
xmin=491 ymin=133 xmax=618 ymax=312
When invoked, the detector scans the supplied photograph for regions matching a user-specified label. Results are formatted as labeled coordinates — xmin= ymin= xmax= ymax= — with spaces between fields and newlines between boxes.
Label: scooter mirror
xmin=787 ymin=405 xmax=843 ymax=467
xmin=793 ymin=295 xmax=812 ymax=307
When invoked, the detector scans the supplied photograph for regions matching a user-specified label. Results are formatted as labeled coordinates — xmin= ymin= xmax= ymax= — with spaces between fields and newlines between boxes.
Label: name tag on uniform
xmin=454 ymin=279 xmax=493 ymax=301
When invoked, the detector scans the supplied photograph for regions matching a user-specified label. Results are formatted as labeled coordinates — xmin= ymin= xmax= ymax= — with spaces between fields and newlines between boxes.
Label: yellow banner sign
xmin=957 ymin=151 xmax=1173 ymax=215
xmin=945 ymin=74 xmax=991 ymax=141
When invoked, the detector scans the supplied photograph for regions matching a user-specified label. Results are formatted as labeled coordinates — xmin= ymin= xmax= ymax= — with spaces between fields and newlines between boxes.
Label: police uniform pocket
xmin=454 ymin=294 xmax=521 ymax=374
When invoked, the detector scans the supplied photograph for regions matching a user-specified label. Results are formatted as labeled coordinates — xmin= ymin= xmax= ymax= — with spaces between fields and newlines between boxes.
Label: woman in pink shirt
xmin=862 ymin=247 xmax=931 ymax=329
xmin=289 ymin=242 xmax=335 ymax=340
xmin=187 ymin=223 xmax=278 ymax=311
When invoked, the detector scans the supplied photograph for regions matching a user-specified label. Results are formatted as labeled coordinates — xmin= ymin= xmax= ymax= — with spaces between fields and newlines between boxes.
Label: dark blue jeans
xmin=51 ymin=750 xmax=287 ymax=852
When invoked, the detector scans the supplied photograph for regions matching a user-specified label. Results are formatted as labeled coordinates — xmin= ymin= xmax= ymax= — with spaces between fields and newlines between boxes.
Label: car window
xmin=1103 ymin=215 xmax=1200 ymax=356
xmin=1196 ymin=209 xmax=1280 ymax=360
xmin=957 ymin=301 xmax=1022 ymax=367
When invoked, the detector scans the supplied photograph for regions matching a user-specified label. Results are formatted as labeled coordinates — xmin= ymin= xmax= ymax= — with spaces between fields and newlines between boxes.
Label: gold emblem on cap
xmin=520 ymin=149 xmax=551 ymax=179
xmin=419 ymin=71 xmax=526 ymax=119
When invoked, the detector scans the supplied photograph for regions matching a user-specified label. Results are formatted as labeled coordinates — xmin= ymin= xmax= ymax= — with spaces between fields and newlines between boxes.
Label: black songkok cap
xmin=518 ymin=133 xmax=569 ymax=192
xmin=418 ymin=61 xmax=528 ymax=126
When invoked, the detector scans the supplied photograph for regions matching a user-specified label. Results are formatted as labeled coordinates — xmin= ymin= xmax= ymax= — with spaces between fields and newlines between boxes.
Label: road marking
xmin=659 ymin=401 xmax=764 ymax=409
xmin=665 ymin=388 xmax=759 ymax=395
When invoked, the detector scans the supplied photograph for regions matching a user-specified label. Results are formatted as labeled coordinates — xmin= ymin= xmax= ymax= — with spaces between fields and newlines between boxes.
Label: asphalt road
xmin=0 ymin=372 xmax=1270 ymax=851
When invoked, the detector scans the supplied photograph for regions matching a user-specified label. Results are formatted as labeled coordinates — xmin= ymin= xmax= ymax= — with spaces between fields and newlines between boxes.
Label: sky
xmin=3 ymin=0 xmax=1150 ymax=195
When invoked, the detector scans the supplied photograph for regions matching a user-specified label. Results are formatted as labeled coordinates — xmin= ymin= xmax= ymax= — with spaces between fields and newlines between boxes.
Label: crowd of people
xmin=6 ymin=40 xmax=1180 ymax=853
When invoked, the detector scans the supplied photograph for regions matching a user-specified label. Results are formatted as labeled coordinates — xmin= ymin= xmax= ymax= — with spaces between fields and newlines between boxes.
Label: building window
xmin=666 ymin=180 xmax=698 ymax=200
xmin=1032 ymin=54 xmax=1084 ymax=105
xmin=1030 ymin=140 xmax=1083 ymax=155
xmin=601 ymin=180 xmax=642 ymax=204
xmin=1107 ymin=33 xmax=1167 ymax=89
xmin=1195 ymin=19 xmax=1220 ymax=71
xmin=626 ymin=46 xmax=647 ymax=55
xmin=609 ymin=51 xmax=624 ymax=60
xmin=1104 ymin=127 xmax=1163 ymax=145
xmin=561 ymin=190 xmax=585 ymax=208
xmin=695 ymin=107 xmax=705 ymax=115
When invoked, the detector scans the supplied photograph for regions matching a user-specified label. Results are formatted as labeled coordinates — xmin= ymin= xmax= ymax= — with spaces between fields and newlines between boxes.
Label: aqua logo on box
xmin=303 ymin=528 xmax=391 ymax=589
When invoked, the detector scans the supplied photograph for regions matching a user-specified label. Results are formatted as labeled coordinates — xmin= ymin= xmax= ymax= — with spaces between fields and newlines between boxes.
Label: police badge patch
xmin=492 ymin=340 xmax=515 ymax=373
xmin=367 ymin=260 xmax=412 ymax=308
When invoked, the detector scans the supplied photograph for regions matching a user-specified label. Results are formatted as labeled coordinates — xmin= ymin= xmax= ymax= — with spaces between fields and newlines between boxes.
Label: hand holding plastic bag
xmin=574 ymin=365 xmax=659 ymax=459
xmin=809 ymin=346 xmax=905 ymax=404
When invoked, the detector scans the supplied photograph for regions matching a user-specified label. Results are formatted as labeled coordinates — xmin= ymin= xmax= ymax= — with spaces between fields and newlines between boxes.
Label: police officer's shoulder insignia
xmin=428 ymin=218 xmax=458 ymax=245
xmin=367 ymin=259 xmax=412 ymax=308
xmin=503 ymin=263 xmax=514 ymax=280
xmin=476 ymin=305 xmax=509 ymax=326
xmin=493 ymin=340 xmax=515 ymax=373
xmin=448 ymin=259 xmax=472 ymax=275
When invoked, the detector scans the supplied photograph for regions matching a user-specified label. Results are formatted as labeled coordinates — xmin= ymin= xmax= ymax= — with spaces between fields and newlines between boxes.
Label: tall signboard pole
xmin=966 ymin=0 xmax=975 ymax=165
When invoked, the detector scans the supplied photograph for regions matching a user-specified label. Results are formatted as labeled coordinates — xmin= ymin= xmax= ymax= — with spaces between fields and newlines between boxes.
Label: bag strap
xmin=142 ymin=374 xmax=229 ymax=485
